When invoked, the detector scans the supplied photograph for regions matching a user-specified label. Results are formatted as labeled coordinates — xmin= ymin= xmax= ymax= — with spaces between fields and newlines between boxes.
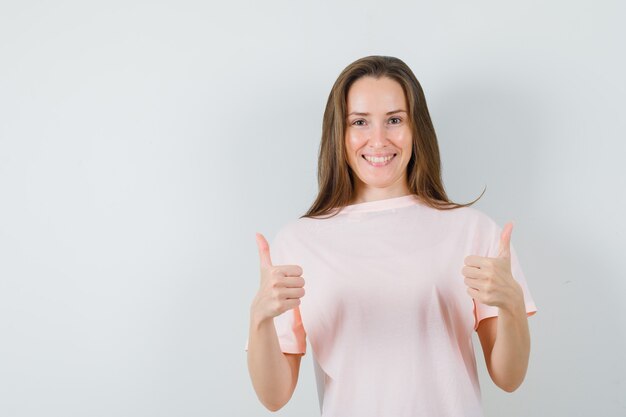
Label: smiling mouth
xmin=362 ymin=153 xmax=397 ymax=166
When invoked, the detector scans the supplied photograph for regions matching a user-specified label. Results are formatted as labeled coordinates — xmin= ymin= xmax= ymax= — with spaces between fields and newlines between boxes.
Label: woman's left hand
xmin=462 ymin=221 xmax=525 ymax=314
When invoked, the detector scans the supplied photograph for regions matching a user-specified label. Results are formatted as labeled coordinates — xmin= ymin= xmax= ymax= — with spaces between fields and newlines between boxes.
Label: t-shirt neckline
xmin=338 ymin=194 xmax=422 ymax=214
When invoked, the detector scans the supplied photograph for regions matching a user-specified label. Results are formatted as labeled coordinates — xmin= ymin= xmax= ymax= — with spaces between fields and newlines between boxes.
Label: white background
xmin=1 ymin=1 xmax=625 ymax=416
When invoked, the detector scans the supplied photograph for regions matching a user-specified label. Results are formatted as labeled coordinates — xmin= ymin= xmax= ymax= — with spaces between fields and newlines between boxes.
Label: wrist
xmin=499 ymin=293 xmax=526 ymax=318
xmin=500 ymin=279 xmax=524 ymax=313
xmin=250 ymin=310 xmax=272 ymax=330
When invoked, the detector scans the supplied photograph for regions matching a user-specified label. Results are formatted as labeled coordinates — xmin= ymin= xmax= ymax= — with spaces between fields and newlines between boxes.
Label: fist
xmin=462 ymin=221 xmax=524 ymax=311
xmin=250 ymin=232 xmax=306 ymax=323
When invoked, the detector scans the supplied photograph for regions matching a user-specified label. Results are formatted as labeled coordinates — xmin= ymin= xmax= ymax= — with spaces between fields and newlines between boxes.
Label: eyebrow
xmin=347 ymin=109 xmax=407 ymax=117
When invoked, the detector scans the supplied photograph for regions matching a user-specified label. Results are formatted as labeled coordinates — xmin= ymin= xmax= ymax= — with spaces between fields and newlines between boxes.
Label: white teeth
xmin=364 ymin=154 xmax=394 ymax=163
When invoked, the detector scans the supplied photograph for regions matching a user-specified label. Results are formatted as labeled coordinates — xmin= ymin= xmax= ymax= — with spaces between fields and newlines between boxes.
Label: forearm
xmin=489 ymin=302 xmax=530 ymax=392
xmin=247 ymin=313 xmax=293 ymax=410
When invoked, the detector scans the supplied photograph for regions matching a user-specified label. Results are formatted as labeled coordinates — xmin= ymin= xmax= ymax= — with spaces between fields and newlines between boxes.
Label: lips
xmin=362 ymin=153 xmax=396 ymax=158
xmin=362 ymin=153 xmax=397 ymax=166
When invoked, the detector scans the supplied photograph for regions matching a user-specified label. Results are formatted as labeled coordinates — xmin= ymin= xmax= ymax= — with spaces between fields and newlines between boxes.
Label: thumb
xmin=255 ymin=232 xmax=273 ymax=268
xmin=498 ymin=221 xmax=513 ymax=259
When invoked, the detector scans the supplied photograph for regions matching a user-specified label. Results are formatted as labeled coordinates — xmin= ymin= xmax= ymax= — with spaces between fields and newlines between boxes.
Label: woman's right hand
xmin=250 ymin=232 xmax=306 ymax=324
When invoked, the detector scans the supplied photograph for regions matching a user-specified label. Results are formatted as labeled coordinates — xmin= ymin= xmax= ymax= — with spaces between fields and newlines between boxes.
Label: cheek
xmin=345 ymin=134 xmax=366 ymax=162
xmin=397 ymin=129 xmax=413 ymax=153
xmin=345 ymin=132 xmax=365 ymax=151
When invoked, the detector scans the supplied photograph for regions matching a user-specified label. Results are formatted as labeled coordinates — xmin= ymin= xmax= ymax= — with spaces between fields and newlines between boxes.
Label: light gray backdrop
xmin=1 ymin=1 xmax=624 ymax=416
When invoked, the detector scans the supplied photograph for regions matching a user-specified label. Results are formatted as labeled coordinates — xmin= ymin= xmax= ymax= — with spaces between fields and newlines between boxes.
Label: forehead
xmin=346 ymin=76 xmax=406 ymax=112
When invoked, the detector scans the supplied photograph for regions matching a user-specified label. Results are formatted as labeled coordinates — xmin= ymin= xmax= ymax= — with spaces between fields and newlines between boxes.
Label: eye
xmin=389 ymin=117 xmax=402 ymax=125
xmin=352 ymin=119 xmax=366 ymax=126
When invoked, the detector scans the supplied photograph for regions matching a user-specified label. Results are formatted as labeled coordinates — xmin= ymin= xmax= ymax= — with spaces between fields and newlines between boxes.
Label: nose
xmin=368 ymin=122 xmax=388 ymax=146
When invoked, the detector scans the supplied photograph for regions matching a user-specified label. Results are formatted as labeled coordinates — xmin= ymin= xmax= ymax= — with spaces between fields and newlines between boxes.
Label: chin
xmin=360 ymin=178 xmax=396 ymax=187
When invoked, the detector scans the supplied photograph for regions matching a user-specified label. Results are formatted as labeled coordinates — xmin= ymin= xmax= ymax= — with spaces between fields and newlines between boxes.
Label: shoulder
xmin=441 ymin=203 xmax=500 ymax=230
xmin=273 ymin=216 xmax=318 ymax=243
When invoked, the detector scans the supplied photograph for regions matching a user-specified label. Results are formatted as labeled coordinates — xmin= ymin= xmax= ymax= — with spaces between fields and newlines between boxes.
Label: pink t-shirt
xmin=246 ymin=194 xmax=537 ymax=416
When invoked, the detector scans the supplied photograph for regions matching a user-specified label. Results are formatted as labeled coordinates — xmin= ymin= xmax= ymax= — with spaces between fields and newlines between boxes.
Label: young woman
xmin=246 ymin=55 xmax=537 ymax=417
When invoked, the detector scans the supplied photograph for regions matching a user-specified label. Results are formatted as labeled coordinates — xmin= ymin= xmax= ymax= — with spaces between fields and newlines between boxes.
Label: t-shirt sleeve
xmin=245 ymin=228 xmax=307 ymax=355
xmin=472 ymin=220 xmax=538 ymax=331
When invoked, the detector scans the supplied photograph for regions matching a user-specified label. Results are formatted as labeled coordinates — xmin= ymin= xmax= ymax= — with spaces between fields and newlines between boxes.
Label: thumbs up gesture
xmin=461 ymin=222 xmax=524 ymax=313
xmin=250 ymin=232 xmax=306 ymax=325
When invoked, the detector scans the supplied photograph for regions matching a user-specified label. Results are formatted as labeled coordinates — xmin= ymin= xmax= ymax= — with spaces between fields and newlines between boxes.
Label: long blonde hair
xmin=301 ymin=55 xmax=484 ymax=219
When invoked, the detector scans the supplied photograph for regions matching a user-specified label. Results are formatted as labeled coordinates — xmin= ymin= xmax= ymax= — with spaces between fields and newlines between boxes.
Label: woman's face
xmin=344 ymin=76 xmax=413 ymax=199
